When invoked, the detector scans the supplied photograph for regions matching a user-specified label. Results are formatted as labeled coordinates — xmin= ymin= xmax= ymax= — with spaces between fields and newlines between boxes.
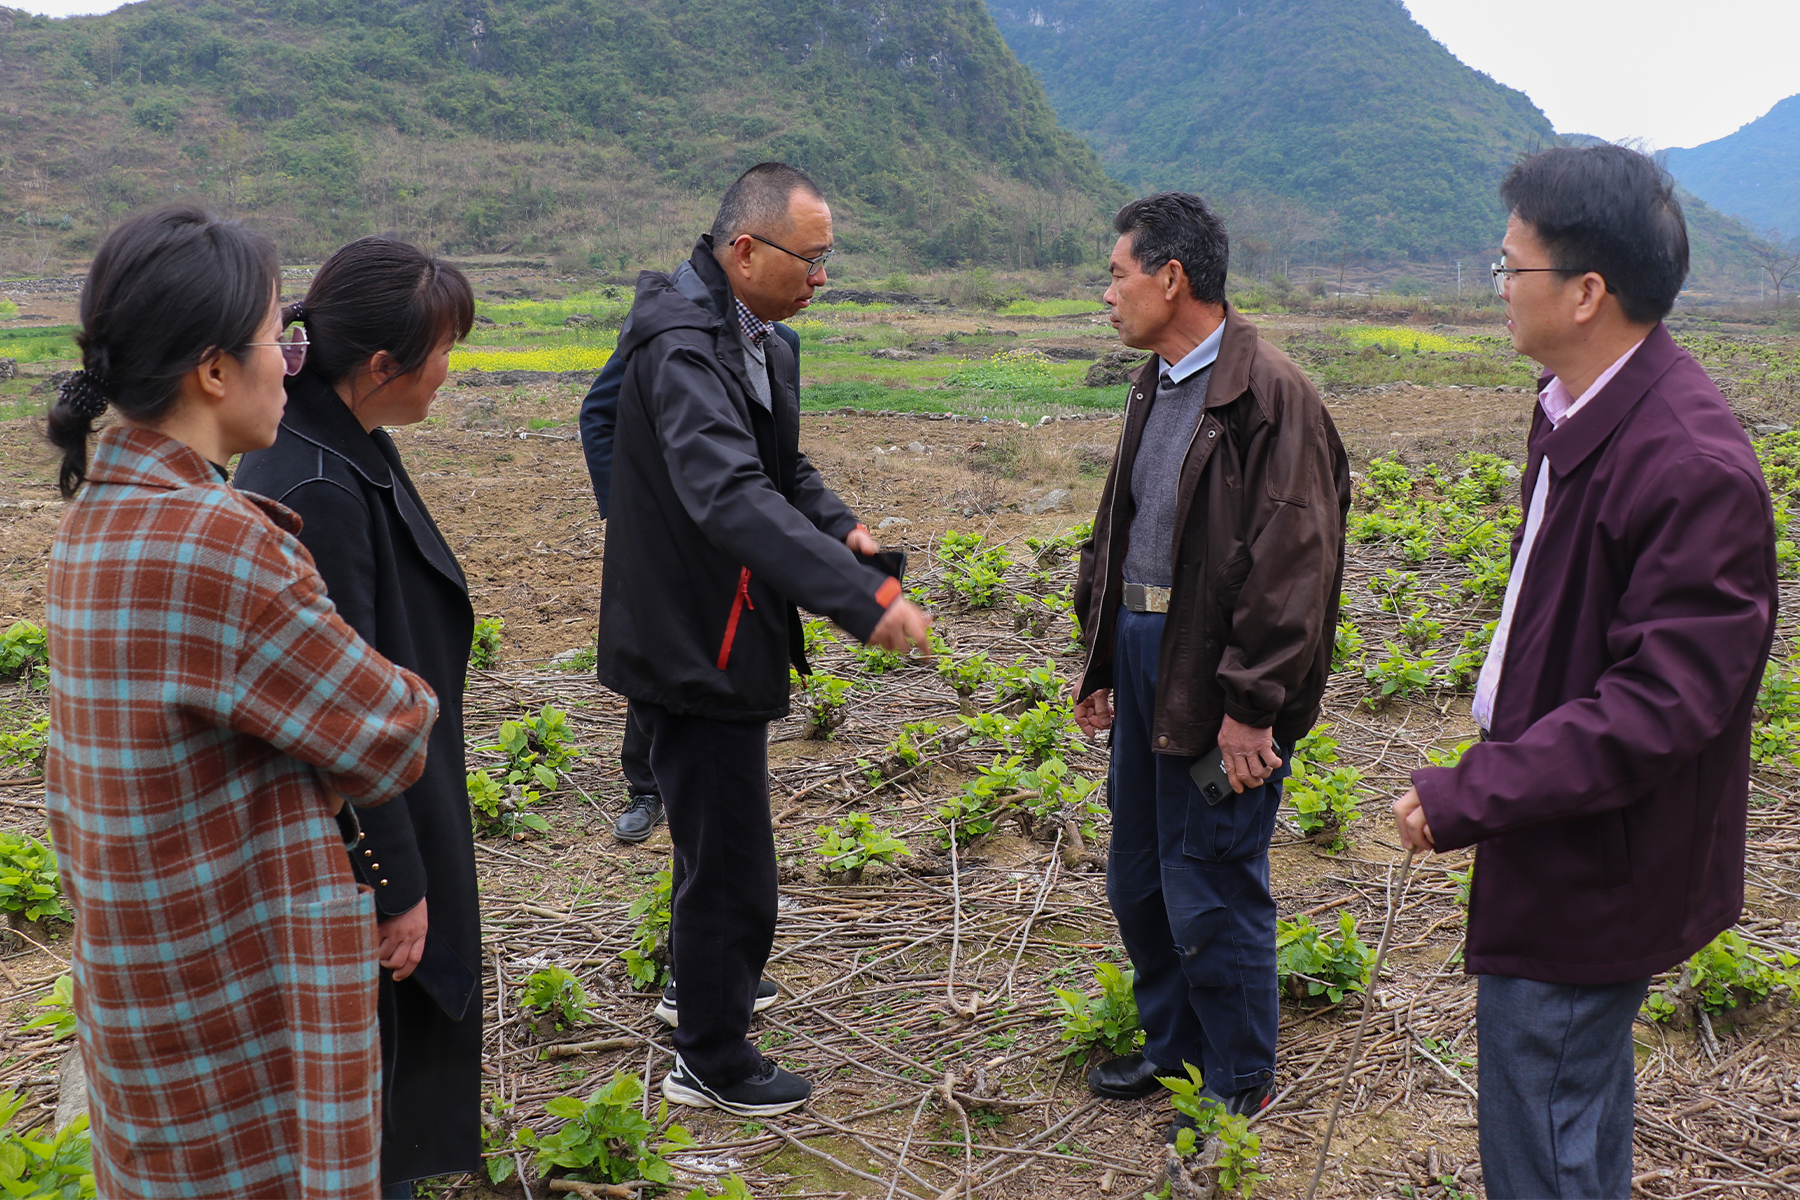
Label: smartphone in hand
xmin=1188 ymin=748 xmax=1233 ymax=805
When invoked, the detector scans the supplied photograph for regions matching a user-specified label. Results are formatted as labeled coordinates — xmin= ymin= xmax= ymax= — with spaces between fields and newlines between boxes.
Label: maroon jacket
xmin=1413 ymin=323 xmax=1777 ymax=985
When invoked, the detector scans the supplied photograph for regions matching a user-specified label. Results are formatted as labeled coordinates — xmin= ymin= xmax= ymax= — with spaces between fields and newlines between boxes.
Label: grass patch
xmin=807 ymin=300 xmax=899 ymax=314
xmin=999 ymin=298 xmax=1107 ymax=318
xmin=1283 ymin=324 xmax=1536 ymax=390
xmin=943 ymin=351 xmax=1084 ymax=391
xmin=800 ymin=379 xmax=1120 ymax=420
xmin=0 ymin=325 xmax=79 ymax=365
xmin=3 ymin=386 xmax=48 ymax=422
xmin=476 ymin=289 xmax=633 ymax=329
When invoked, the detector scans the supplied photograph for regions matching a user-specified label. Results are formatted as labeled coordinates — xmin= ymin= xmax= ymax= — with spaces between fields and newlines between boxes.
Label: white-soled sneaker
xmin=660 ymin=1052 xmax=812 ymax=1116
xmin=653 ymin=977 xmax=779 ymax=1028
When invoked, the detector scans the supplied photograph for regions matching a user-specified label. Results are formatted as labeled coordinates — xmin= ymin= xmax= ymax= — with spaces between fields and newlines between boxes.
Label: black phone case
xmin=1188 ymin=749 xmax=1233 ymax=806
xmin=854 ymin=548 xmax=908 ymax=582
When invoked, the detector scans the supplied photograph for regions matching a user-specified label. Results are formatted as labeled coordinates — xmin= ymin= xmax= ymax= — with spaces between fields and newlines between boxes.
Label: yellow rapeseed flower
xmin=448 ymin=346 xmax=615 ymax=374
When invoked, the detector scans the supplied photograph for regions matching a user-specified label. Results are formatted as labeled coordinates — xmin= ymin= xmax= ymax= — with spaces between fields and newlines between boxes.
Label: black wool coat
xmin=236 ymin=373 xmax=482 ymax=1185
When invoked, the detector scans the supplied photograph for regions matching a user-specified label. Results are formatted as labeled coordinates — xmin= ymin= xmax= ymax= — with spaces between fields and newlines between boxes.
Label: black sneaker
xmin=661 ymin=1052 xmax=812 ymax=1116
xmin=654 ymin=977 xmax=778 ymax=1028
xmin=613 ymin=793 xmax=664 ymax=843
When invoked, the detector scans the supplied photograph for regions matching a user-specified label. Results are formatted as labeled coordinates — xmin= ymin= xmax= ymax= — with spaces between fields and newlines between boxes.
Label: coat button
xmin=370 ymin=863 xmax=380 ymax=870
xmin=380 ymin=880 xmax=389 ymax=886
xmin=1157 ymin=735 xmax=1169 ymax=747
xmin=1207 ymin=429 xmax=1217 ymax=439
xmin=363 ymin=850 xmax=373 ymax=857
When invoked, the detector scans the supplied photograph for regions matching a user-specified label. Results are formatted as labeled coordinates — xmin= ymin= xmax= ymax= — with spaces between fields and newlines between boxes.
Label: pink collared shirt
xmin=1470 ymin=339 xmax=1646 ymax=731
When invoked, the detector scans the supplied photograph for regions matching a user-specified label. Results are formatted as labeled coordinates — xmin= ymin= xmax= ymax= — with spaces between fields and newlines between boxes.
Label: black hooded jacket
xmin=595 ymin=238 xmax=895 ymax=720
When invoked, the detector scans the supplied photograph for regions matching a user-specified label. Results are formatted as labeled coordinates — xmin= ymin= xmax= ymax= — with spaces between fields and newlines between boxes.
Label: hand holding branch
xmin=1392 ymin=787 xmax=1436 ymax=853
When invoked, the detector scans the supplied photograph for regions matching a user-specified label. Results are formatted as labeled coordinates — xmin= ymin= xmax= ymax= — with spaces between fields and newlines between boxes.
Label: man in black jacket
xmin=580 ymin=315 xmax=801 ymax=846
xmin=598 ymin=162 xmax=931 ymax=1116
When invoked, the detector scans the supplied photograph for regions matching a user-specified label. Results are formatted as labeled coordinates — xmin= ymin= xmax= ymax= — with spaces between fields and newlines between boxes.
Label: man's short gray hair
xmin=710 ymin=162 xmax=825 ymax=245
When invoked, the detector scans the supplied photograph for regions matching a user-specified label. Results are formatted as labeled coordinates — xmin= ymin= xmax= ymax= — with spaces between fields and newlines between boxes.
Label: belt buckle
xmin=1125 ymin=583 xmax=1171 ymax=614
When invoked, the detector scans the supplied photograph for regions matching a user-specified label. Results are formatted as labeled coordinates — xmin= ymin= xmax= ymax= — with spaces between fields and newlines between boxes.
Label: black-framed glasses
xmin=1490 ymin=260 xmax=1601 ymax=296
xmin=244 ymin=326 xmax=309 ymax=376
xmin=743 ymin=232 xmax=834 ymax=275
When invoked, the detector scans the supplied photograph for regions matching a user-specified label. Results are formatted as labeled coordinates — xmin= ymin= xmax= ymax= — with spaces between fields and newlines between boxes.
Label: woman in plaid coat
xmin=43 ymin=207 xmax=440 ymax=1199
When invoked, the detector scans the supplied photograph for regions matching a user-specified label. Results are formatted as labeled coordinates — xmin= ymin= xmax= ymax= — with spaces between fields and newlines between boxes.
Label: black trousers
xmin=621 ymin=698 xmax=658 ymax=797
xmin=635 ymin=701 xmax=777 ymax=1087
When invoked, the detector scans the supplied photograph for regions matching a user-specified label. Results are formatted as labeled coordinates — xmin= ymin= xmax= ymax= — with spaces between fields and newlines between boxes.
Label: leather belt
xmin=1123 ymin=582 xmax=1171 ymax=614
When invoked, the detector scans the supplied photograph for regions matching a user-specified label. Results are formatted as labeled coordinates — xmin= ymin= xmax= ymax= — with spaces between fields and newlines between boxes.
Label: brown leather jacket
xmin=1074 ymin=305 xmax=1351 ymax=754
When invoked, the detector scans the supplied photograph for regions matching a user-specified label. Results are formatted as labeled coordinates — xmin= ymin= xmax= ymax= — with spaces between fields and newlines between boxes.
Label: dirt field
xmin=2 ymin=319 xmax=1798 ymax=1199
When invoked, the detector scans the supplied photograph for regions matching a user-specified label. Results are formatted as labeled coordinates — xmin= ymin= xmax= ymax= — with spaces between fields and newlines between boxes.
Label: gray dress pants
xmin=1477 ymin=973 xmax=1650 ymax=1199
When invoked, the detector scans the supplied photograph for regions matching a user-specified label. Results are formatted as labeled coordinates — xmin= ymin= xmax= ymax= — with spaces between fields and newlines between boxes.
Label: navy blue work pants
xmin=1478 ymin=974 xmax=1650 ymax=1199
xmin=1105 ymin=607 xmax=1285 ymax=1097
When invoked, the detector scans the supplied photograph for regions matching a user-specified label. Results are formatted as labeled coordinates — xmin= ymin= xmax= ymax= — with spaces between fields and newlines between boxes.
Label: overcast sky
xmin=12 ymin=0 xmax=1800 ymax=152
xmin=1403 ymin=0 xmax=1800 ymax=150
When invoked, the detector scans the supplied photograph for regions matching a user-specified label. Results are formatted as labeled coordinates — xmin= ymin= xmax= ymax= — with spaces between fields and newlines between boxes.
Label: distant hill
xmin=0 ymin=0 xmax=1123 ymax=272
xmin=1666 ymin=96 xmax=1800 ymax=242
xmin=985 ymin=0 xmax=1556 ymax=263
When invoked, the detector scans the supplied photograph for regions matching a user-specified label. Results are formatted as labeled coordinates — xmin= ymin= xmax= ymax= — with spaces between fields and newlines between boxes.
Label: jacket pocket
xmin=715 ymin=567 xmax=754 ymax=670
xmin=1598 ymin=809 xmax=1631 ymax=889
xmin=1182 ymin=765 xmax=1284 ymax=862
xmin=1214 ymin=552 xmax=1252 ymax=621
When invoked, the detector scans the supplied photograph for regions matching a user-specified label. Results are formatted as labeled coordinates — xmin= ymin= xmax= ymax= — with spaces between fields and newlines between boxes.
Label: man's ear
xmin=1162 ymin=260 xmax=1188 ymax=302
xmin=1570 ymin=272 xmax=1612 ymax=327
xmin=726 ymin=234 xmax=756 ymax=278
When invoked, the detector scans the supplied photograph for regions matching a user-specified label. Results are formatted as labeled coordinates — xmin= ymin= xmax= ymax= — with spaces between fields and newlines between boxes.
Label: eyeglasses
xmin=742 ymin=232 xmax=834 ymax=276
xmin=1490 ymin=260 xmax=1603 ymax=296
xmin=243 ymin=326 xmax=309 ymax=376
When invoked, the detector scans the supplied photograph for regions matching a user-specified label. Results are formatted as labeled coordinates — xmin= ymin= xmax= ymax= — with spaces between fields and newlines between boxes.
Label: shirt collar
xmin=1539 ymin=338 xmax=1646 ymax=429
xmin=734 ymin=297 xmax=773 ymax=348
xmin=1159 ymin=319 xmax=1225 ymax=385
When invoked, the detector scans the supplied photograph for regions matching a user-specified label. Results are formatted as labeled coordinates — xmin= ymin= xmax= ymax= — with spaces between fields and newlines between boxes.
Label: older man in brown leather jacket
xmin=1072 ymin=193 xmax=1350 ymax=1146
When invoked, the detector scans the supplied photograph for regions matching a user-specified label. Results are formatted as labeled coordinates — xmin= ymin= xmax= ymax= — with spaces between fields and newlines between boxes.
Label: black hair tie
xmin=59 ymin=370 xmax=111 ymax=420
xmin=287 ymin=300 xmax=308 ymax=324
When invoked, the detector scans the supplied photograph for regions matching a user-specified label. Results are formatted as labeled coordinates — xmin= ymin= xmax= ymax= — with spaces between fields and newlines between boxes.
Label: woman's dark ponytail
xmin=47 ymin=370 xmax=114 ymax=498
xmin=48 ymin=206 xmax=279 ymax=498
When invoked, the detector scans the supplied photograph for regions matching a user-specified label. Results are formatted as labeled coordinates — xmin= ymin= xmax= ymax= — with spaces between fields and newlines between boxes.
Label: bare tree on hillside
xmin=1228 ymin=195 xmax=1333 ymax=282
xmin=1753 ymin=230 xmax=1800 ymax=311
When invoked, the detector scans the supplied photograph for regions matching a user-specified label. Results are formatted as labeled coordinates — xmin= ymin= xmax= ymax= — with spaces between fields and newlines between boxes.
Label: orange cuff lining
xmin=875 ymin=577 xmax=902 ymax=608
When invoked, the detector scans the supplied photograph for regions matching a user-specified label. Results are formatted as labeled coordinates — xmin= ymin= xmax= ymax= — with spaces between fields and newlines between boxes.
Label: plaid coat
xmin=44 ymin=427 xmax=439 ymax=1200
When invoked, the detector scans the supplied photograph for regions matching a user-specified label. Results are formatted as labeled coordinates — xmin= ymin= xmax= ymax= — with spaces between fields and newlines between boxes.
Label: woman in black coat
xmin=236 ymin=238 xmax=480 ymax=1198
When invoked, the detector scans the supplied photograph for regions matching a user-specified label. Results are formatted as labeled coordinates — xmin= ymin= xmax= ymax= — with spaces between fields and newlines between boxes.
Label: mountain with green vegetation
xmin=1666 ymin=95 xmax=1800 ymax=243
xmin=0 ymin=0 xmax=1123 ymax=273
xmin=985 ymin=0 xmax=1558 ymax=262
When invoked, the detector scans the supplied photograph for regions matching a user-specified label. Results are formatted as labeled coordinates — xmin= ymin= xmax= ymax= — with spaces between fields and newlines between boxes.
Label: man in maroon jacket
xmin=1393 ymin=145 xmax=1777 ymax=1198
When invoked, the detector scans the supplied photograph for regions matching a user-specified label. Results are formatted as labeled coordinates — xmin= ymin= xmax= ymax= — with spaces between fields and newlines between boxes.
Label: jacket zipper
xmin=716 ymin=567 xmax=754 ymax=670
